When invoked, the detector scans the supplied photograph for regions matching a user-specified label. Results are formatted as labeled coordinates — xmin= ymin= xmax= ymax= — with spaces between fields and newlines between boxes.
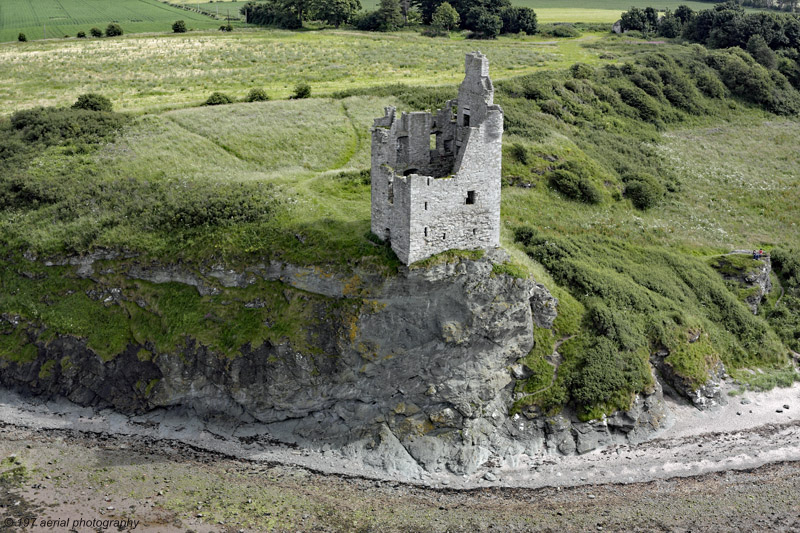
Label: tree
xmin=644 ymin=7 xmax=659 ymax=30
xmin=658 ymin=11 xmax=682 ymax=38
xmin=674 ymin=4 xmax=695 ymax=25
xmin=431 ymin=2 xmax=460 ymax=31
xmin=413 ymin=0 xmax=445 ymax=24
xmin=17 ymin=33 xmax=27 ymax=42
xmin=310 ymin=0 xmax=361 ymax=27
xmin=73 ymin=93 xmax=113 ymax=112
xmin=90 ymin=27 xmax=102 ymax=37
xmin=105 ymin=23 xmax=123 ymax=37
xmin=240 ymin=0 xmax=302 ymax=29
xmin=172 ymin=20 xmax=187 ymax=33
xmin=377 ymin=0 xmax=404 ymax=31
xmin=500 ymin=6 xmax=537 ymax=34
xmin=747 ymin=34 xmax=778 ymax=68
xmin=620 ymin=7 xmax=648 ymax=32
xmin=77 ymin=31 xmax=87 ymax=38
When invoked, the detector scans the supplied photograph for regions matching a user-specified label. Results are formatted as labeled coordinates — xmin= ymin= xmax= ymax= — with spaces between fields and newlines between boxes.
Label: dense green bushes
xmin=623 ymin=173 xmax=664 ymax=210
xmin=105 ymin=23 xmax=123 ymax=37
xmin=549 ymin=169 xmax=602 ymax=204
xmin=72 ymin=93 xmax=113 ymax=112
xmin=204 ymin=92 xmax=234 ymax=106
xmin=512 ymin=228 xmax=788 ymax=418
xmin=246 ymin=88 xmax=270 ymax=102
xmin=767 ymin=247 xmax=800 ymax=352
xmin=7 ymin=106 xmax=125 ymax=146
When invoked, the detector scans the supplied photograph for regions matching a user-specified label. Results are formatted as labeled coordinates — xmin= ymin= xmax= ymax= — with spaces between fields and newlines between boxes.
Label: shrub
xmin=204 ymin=92 xmax=234 ymax=106
xmin=90 ymin=27 xmax=102 ymax=38
xmin=18 ymin=33 xmax=27 ymax=42
xmin=105 ymin=23 xmax=123 ymax=37
xmin=246 ymin=88 xmax=270 ymax=102
xmin=551 ymin=24 xmax=579 ymax=38
xmin=747 ymin=34 xmax=777 ymax=70
xmin=219 ymin=24 xmax=233 ymax=32
xmin=72 ymin=93 xmax=113 ymax=112
xmin=77 ymin=31 xmax=87 ymax=38
xmin=9 ymin=106 xmax=126 ymax=146
xmin=549 ymin=169 xmax=602 ymax=204
xmin=570 ymin=63 xmax=594 ymax=79
xmin=172 ymin=20 xmax=187 ymax=33
xmin=617 ymin=86 xmax=660 ymax=121
xmin=500 ymin=6 xmax=537 ymax=35
xmin=292 ymin=83 xmax=311 ymax=99
xmin=694 ymin=69 xmax=726 ymax=98
xmin=353 ymin=10 xmax=382 ymax=31
xmin=508 ymin=142 xmax=529 ymax=165
xmin=623 ymin=173 xmax=664 ymax=209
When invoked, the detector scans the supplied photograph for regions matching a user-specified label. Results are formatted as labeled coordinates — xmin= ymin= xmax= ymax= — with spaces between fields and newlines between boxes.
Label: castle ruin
xmin=370 ymin=51 xmax=504 ymax=265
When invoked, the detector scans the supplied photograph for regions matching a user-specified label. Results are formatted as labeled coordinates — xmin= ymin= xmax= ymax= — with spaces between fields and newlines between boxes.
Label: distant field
xmin=175 ymin=0 xmax=725 ymax=23
xmin=0 ymin=0 xmax=222 ymax=43
xmin=178 ymin=1 xmax=249 ymax=20
xmin=0 ymin=30 xmax=612 ymax=115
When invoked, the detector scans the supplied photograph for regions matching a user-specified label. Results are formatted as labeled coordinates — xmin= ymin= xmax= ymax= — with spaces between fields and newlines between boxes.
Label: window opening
xmin=442 ymin=233 xmax=446 ymax=240
xmin=463 ymin=113 xmax=470 ymax=127
xmin=473 ymin=228 xmax=477 ymax=236
xmin=466 ymin=190 xmax=476 ymax=205
xmin=427 ymin=177 xmax=431 ymax=186
xmin=424 ymin=202 xmax=428 ymax=211
xmin=388 ymin=182 xmax=394 ymax=204
xmin=430 ymin=133 xmax=437 ymax=150
xmin=424 ymin=227 xmax=428 ymax=237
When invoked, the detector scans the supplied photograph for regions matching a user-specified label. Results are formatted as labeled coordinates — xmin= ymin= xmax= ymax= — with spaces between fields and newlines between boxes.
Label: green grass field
xmin=0 ymin=29 xmax=606 ymax=116
xmin=0 ymin=0 xmax=223 ymax=43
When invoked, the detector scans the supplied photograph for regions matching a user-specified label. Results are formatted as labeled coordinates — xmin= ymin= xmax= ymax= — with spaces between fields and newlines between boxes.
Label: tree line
xmin=240 ymin=0 xmax=537 ymax=38
xmin=621 ymin=2 xmax=800 ymax=85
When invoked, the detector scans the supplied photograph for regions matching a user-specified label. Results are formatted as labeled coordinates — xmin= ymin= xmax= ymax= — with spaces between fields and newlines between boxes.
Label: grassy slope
xmin=0 ymin=30 xmax=602 ymax=116
xmin=0 ymin=0 xmax=223 ymax=43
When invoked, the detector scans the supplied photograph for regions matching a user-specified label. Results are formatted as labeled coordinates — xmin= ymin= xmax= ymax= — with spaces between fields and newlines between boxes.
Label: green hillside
xmin=0 ymin=0 xmax=223 ymax=42
xmin=0 ymin=28 xmax=798 ymax=417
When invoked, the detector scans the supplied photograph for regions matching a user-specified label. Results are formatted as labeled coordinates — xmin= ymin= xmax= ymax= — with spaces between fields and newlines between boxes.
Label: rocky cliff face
xmin=0 ymin=249 xmax=670 ymax=477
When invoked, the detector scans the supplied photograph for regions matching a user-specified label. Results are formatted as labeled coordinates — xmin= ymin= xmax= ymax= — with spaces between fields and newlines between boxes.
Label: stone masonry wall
xmin=371 ymin=52 xmax=503 ymax=265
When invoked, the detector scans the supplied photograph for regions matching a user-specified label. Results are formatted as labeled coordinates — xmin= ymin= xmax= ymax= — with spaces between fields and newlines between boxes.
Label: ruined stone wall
xmin=370 ymin=51 xmax=503 ymax=265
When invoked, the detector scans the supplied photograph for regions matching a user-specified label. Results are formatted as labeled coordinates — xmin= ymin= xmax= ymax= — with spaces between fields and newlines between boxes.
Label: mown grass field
xmin=0 ymin=30 xmax=608 ymax=115
xmin=0 ymin=0 xmax=224 ymax=43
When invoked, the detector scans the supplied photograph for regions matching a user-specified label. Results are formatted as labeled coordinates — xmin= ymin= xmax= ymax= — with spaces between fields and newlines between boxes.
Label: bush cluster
xmin=246 ymin=88 xmax=270 ymax=102
xmin=204 ymin=92 xmax=234 ymax=106
xmin=623 ymin=173 xmax=664 ymax=210
xmin=548 ymin=168 xmax=602 ymax=204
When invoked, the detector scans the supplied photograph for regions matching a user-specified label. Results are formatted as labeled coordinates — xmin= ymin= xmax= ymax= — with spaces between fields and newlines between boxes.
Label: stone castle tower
xmin=370 ymin=51 xmax=504 ymax=265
